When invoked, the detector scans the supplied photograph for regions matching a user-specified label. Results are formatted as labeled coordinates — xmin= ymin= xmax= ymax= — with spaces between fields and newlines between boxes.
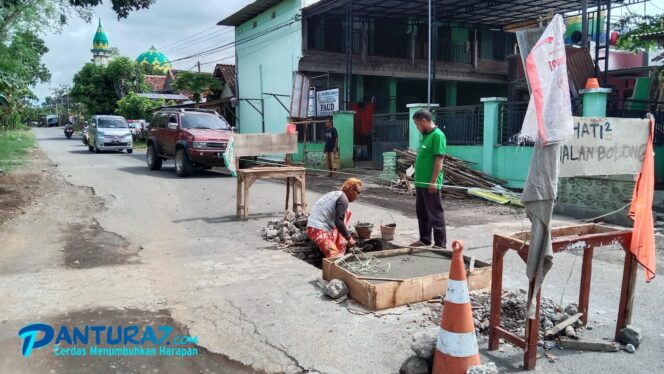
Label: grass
xmin=0 ymin=128 xmax=36 ymax=172
xmin=133 ymin=139 xmax=147 ymax=151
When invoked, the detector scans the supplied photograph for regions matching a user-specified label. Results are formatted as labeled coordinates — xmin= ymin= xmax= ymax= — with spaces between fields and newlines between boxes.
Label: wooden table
xmin=488 ymin=224 xmax=634 ymax=370
xmin=236 ymin=166 xmax=307 ymax=220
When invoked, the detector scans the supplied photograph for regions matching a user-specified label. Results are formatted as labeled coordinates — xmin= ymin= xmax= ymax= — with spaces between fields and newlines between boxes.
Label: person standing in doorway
xmin=324 ymin=119 xmax=339 ymax=177
xmin=410 ymin=109 xmax=448 ymax=248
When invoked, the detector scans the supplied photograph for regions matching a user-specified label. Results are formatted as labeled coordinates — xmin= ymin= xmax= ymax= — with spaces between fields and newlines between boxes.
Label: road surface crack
xmin=226 ymin=301 xmax=308 ymax=373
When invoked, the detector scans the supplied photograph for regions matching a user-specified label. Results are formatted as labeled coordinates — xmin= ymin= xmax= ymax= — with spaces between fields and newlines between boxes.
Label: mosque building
xmin=135 ymin=46 xmax=172 ymax=75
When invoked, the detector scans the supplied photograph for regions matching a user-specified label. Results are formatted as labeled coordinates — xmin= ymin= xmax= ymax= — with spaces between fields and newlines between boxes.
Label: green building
xmin=136 ymin=46 xmax=173 ymax=75
xmin=219 ymin=0 xmax=515 ymax=164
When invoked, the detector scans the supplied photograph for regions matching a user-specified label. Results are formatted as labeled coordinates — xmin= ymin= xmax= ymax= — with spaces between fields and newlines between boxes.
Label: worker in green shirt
xmin=410 ymin=109 xmax=447 ymax=248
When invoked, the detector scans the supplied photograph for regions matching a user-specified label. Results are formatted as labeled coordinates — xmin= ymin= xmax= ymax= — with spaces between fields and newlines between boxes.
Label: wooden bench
xmin=232 ymin=133 xmax=307 ymax=220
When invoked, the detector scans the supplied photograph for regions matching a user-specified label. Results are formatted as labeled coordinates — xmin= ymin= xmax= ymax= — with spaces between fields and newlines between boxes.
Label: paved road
xmin=0 ymin=127 xmax=662 ymax=373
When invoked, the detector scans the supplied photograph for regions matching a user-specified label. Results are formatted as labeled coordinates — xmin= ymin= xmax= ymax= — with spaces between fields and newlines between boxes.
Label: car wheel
xmin=94 ymin=143 xmax=100 ymax=153
xmin=126 ymin=148 xmax=133 ymax=154
xmin=175 ymin=148 xmax=193 ymax=177
xmin=147 ymin=144 xmax=162 ymax=170
xmin=88 ymin=144 xmax=93 ymax=152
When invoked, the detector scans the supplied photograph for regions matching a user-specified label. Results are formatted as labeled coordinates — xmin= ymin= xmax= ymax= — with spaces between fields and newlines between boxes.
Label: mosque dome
xmin=136 ymin=46 xmax=172 ymax=74
xmin=92 ymin=19 xmax=109 ymax=51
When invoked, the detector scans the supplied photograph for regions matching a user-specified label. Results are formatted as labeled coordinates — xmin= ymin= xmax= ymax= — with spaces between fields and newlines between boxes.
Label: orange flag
xmin=628 ymin=117 xmax=656 ymax=282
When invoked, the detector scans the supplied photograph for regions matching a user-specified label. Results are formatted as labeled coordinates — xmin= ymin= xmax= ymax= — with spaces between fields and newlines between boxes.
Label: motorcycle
xmin=81 ymin=124 xmax=89 ymax=145
xmin=64 ymin=124 xmax=74 ymax=139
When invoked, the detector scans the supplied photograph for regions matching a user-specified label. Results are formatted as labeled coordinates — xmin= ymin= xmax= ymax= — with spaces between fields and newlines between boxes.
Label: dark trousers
xmin=415 ymin=187 xmax=447 ymax=247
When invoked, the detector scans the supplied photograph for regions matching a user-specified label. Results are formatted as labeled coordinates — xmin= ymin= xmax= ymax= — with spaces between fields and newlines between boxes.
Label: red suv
xmin=146 ymin=108 xmax=233 ymax=177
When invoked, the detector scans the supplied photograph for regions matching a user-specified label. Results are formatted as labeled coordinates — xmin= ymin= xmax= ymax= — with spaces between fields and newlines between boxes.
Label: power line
xmin=168 ymin=18 xmax=297 ymax=65
xmin=157 ymin=25 xmax=219 ymax=50
xmin=162 ymin=28 xmax=235 ymax=55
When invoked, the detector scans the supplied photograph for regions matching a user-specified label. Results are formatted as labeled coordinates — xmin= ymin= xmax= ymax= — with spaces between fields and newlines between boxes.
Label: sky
xmin=33 ymin=0 xmax=664 ymax=101
xmin=33 ymin=0 xmax=250 ymax=100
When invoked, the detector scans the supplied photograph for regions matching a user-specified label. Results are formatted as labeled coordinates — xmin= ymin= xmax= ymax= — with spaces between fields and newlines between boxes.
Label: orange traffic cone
xmin=432 ymin=240 xmax=481 ymax=374
xmin=585 ymin=77 xmax=600 ymax=89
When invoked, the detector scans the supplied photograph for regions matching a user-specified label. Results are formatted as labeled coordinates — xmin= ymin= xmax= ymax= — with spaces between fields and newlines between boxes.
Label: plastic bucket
xmin=355 ymin=224 xmax=374 ymax=240
xmin=379 ymin=212 xmax=397 ymax=241
xmin=380 ymin=223 xmax=396 ymax=241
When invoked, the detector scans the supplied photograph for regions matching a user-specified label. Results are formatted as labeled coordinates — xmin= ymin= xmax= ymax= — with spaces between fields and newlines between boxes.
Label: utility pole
xmin=197 ymin=61 xmax=201 ymax=73
xmin=427 ymin=0 xmax=431 ymax=108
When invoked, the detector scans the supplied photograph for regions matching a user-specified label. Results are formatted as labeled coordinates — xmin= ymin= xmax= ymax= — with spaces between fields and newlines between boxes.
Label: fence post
xmin=579 ymin=88 xmax=611 ymax=117
xmin=480 ymin=97 xmax=506 ymax=175
xmin=407 ymin=103 xmax=439 ymax=150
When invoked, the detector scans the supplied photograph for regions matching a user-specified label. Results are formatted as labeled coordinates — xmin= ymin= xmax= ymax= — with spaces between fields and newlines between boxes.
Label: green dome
xmin=92 ymin=19 xmax=109 ymax=51
xmin=136 ymin=46 xmax=172 ymax=74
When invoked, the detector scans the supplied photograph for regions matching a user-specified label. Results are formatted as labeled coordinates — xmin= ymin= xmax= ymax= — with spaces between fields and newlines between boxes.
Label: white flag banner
xmin=519 ymin=14 xmax=574 ymax=144
xmin=223 ymin=135 xmax=237 ymax=177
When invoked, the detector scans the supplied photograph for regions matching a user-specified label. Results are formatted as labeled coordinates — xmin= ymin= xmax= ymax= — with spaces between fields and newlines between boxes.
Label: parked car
xmin=146 ymin=108 xmax=232 ymax=177
xmin=88 ymin=115 xmax=133 ymax=154
xmin=127 ymin=119 xmax=147 ymax=141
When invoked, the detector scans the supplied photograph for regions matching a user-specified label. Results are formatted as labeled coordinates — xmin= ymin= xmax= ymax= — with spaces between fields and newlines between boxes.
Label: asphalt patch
xmin=63 ymin=221 xmax=139 ymax=269
xmin=1 ymin=308 xmax=262 ymax=374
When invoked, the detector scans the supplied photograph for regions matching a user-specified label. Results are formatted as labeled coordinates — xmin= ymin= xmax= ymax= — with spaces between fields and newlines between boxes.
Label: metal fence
xmin=607 ymin=99 xmax=664 ymax=145
xmin=435 ymin=105 xmax=484 ymax=145
xmin=498 ymin=101 xmax=528 ymax=144
xmin=372 ymin=112 xmax=410 ymax=142
xmin=372 ymin=112 xmax=410 ymax=168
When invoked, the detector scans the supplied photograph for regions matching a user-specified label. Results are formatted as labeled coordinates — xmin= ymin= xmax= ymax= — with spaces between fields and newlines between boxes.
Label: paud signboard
xmin=316 ymin=88 xmax=339 ymax=117
xmin=558 ymin=117 xmax=650 ymax=177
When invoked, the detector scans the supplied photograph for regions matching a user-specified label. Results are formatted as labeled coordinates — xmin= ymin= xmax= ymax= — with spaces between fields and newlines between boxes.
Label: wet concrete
xmin=0 ymin=308 xmax=262 ymax=374
xmin=343 ymin=252 xmax=462 ymax=284
xmin=63 ymin=221 xmax=140 ymax=269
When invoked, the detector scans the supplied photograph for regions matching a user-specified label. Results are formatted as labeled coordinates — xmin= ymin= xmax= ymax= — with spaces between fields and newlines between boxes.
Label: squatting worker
xmin=307 ymin=178 xmax=362 ymax=258
xmin=324 ymin=119 xmax=339 ymax=177
xmin=410 ymin=109 xmax=448 ymax=249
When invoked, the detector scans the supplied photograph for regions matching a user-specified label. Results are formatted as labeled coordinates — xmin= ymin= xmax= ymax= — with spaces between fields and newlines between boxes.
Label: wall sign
xmin=316 ymin=88 xmax=339 ymax=117
xmin=558 ymin=117 xmax=650 ymax=177
xmin=307 ymin=87 xmax=316 ymax=118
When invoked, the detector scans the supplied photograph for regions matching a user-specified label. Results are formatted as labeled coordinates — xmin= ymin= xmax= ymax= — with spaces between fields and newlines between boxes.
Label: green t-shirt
xmin=414 ymin=127 xmax=447 ymax=189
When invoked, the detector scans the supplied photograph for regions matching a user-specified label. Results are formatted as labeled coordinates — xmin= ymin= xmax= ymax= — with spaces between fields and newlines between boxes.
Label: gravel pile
xmin=468 ymin=289 xmax=585 ymax=341
xmin=261 ymin=209 xmax=310 ymax=247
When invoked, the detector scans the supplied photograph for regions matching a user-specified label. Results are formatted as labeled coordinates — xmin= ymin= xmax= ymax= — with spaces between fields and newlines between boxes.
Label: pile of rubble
xmin=467 ymin=289 xmax=580 ymax=340
xmin=261 ymin=209 xmax=309 ymax=247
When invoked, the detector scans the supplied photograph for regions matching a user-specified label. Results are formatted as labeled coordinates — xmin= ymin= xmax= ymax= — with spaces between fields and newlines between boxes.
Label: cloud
xmin=33 ymin=0 xmax=248 ymax=101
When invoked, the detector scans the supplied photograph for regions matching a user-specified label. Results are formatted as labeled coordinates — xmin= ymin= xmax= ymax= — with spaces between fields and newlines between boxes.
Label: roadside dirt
xmin=0 ymin=148 xmax=53 ymax=226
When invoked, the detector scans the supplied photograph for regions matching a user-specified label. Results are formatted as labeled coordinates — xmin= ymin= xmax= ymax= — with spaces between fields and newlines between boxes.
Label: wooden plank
xmin=233 ymin=133 xmax=298 ymax=157
xmin=545 ymin=313 xmax=583 ymax=338
xmin=556 ymin=337 xmax=620 ymax=352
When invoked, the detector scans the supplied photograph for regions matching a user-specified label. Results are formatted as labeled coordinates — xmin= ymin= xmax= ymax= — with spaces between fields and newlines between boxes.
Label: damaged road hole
xmin=4 ymin=308 xmax=262 ymax=374
xmin=63 ymin=220 xmax=140 ymax=268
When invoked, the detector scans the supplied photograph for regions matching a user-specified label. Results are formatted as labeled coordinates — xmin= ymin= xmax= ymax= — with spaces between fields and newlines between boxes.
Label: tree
xmin=0 ymin=30 xmax=50 ymax=129
xmin=615 ymin=13 xmax=664 ymax=104
xmin=70 ymin=63 xmax=117 ymax=114
xmin=172 ymin=72 xmax=221 ymax=106
xmin=116 ymin=92 xmax=163 ymax=119
xmin=106 ymin=56 xmax=147 ymax=98
xmin=0 ymin=0 xmax=156 ymax=41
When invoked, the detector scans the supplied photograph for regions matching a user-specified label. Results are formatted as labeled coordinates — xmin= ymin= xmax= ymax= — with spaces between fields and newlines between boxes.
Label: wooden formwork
xmin=322 ymin=247 xmax=492 ymax=311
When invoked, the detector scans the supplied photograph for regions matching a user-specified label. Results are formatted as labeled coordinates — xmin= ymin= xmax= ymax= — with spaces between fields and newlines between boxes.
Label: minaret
xmin=91 ymin=19 xmax=111 ymax=66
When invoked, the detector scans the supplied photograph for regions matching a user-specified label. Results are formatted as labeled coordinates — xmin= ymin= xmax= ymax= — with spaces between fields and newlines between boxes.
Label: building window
xmin=271 ymin=11 xmax=276 ymax=19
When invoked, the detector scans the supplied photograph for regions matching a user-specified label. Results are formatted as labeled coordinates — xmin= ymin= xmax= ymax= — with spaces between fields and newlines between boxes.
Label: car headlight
xmin=125 ymin=132 xmax=132 ymax=137
xmin=192 ymin=141 xmax=207 ymax=149
xmin=97 ymin=132 xmax=105 ymax=137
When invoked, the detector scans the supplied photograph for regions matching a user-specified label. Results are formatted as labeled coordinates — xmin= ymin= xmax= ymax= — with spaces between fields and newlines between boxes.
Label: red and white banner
xmin=520 ymin=14 xmax=574 ymax=144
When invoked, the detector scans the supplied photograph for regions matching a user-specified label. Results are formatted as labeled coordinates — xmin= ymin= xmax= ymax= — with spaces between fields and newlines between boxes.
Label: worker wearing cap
xmin=410 ymin=109 xmax=447 ymax=249
xmin=307 ymin=178 xmax=362 ymax=258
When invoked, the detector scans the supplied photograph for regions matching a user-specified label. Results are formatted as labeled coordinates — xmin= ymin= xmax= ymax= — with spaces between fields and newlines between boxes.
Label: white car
xmin=88 ymin=115 xmax=134 ymax=153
